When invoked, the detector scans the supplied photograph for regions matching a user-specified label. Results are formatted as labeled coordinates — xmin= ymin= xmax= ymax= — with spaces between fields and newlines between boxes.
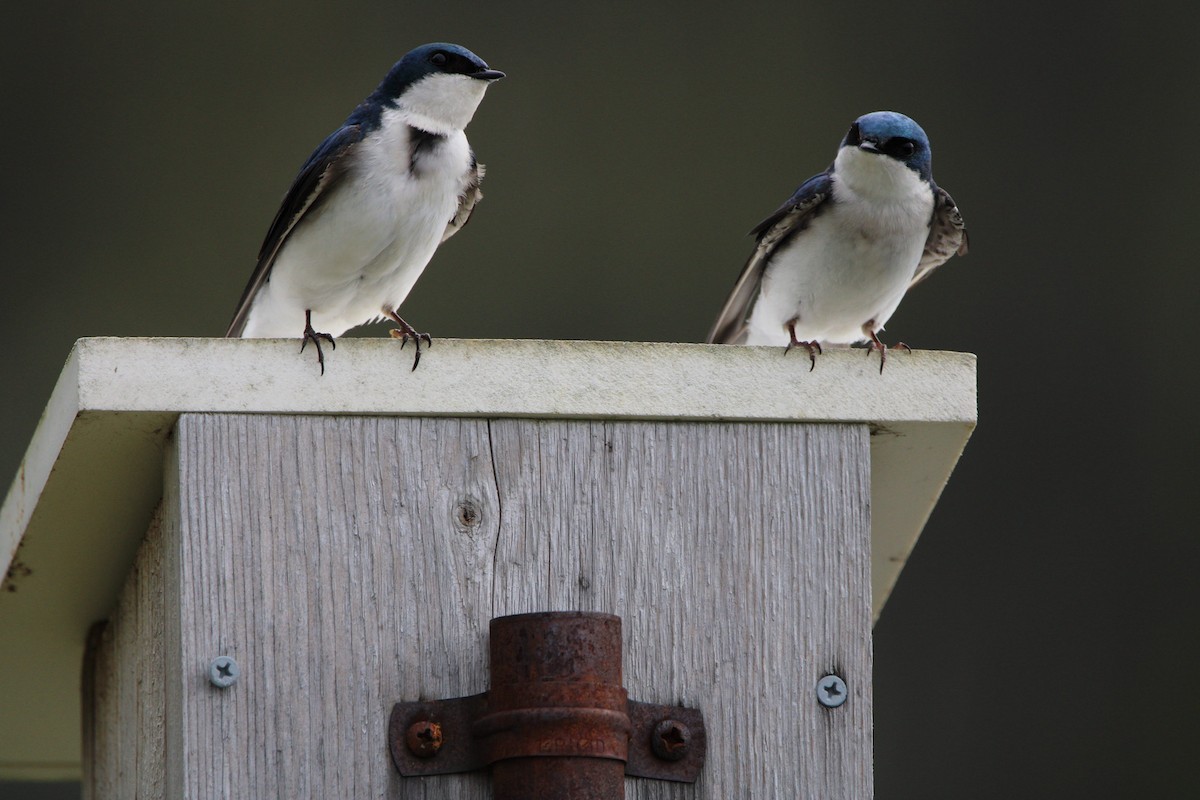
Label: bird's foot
xmin=299 ymin=309 xmax=336 ymax=375
xmin=785 ymin=320 xmax=822 ymax=371
xmin=385 ymin=309 xmax=432 ymax=371
xmin=864 ymin=329 xmax=910 ymax=374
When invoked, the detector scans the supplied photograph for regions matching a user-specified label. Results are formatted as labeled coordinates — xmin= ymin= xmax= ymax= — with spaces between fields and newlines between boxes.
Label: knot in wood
xmin=454 ymin=499 xmax=482 ymax=529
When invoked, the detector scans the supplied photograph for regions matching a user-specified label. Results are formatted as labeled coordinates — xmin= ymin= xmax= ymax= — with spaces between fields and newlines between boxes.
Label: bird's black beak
xmin=472 ymin=68 xmax=506 ymax=81
xmin=858 ymin=139 xmax=881 ymax=153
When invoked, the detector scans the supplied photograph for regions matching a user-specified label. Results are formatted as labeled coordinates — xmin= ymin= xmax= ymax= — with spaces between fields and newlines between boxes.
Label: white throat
xmin=833 ymin=146 xmax=928 ymax=203
xmin=397 ymin=73 xmax=489 ymax=134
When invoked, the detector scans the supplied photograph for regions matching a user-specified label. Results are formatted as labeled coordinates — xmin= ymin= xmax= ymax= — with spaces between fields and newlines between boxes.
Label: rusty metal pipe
xmin=485 ymin=612 xmax=627 ymax=800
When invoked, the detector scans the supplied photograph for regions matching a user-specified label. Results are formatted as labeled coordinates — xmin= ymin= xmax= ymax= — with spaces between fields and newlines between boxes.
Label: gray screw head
xmin=816 ymin=674 xmax=847 ymax=708
xmin=209 ymin=656 xmax=240 ymax=688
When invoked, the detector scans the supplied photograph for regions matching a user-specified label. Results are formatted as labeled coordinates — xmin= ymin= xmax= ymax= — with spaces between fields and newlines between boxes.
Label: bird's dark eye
xmin=431 ymin=52 xmax=448 ymax=67
xmin=887 ymin=139 xmax=917 ymax=158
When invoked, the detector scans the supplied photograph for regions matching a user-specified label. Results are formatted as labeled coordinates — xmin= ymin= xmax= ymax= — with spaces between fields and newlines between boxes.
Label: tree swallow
xmin=707 ymin=111 xmax=968 ymax=371
xmin=225 ymin=43 xmax=504 ymax=373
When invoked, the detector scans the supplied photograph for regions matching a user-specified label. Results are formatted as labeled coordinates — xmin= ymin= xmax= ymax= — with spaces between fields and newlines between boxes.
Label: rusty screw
xmin=651 ymin=719 xmax=691 ymax=761
xmin=405 ymin=721 xmax=444 ymax=758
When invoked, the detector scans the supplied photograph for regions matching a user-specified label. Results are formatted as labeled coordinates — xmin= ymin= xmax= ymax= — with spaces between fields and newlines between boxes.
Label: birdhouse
xmin=0 ymin=337 xmax=975 ymax=796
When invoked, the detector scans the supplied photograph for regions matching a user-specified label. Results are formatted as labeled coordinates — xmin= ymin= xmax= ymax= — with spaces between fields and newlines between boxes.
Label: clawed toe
xmin=299 ymin=309 xmax=336 ymax=375
xmin=785 ymin=320 xmax=822 ymax=371
xmin=864 ymin=330 xmax=910 ymax=373
xmin=385 ymin=308 xmax=432 ymax=371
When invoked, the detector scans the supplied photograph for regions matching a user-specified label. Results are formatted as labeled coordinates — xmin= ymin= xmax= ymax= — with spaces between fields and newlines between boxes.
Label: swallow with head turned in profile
xmin=707 ymin=111 xmax=967 ymax=372
xmin=226 ymin=43 xmax=504 ymax=374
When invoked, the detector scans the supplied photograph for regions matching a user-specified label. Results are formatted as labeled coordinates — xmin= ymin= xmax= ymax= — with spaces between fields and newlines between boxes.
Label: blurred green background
xmin=3 ymin=1 xmax=1198 ymax=797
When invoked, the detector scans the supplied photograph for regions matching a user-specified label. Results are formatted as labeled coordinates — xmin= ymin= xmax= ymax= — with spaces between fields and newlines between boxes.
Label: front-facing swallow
xmin=707 ymin=111 xmax=968 ymax=371
xmin=226 ymin=43 xmax=505 ymax=373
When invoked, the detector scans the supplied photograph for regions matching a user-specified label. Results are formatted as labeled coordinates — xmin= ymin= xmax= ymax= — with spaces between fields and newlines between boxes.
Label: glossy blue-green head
xmin=840 ymin=111 xmax=932 ymax=181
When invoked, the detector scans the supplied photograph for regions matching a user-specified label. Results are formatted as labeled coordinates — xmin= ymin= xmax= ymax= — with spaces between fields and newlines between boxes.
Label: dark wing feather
xmin=909 ymin=185 xmax=968 ymax=289
xmin=706 ymin=172 xmax=832 ymax=344
xmin=225 ymin=124 xmax=365 ymax=337
xmin=441 ymin=157 xmax=485 ymax=243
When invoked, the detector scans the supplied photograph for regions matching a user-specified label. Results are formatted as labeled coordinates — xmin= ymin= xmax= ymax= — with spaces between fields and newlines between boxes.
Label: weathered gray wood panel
xmin=94 ymin=412 xmax=872 ymax=798
xmin=487 ymin=420 xmax=873 ymax=798
xmin=171 ymin=414 xmax=498 ymax=799
xmin=85 ymin=506 xmax=167 ymax=800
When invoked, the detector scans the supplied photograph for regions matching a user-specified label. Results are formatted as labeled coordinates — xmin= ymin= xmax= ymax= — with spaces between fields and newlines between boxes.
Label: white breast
xmin=240 ymin=107 xmax=474 ymax=339
xmin=745 ymin=149 xmax=934 ymax=347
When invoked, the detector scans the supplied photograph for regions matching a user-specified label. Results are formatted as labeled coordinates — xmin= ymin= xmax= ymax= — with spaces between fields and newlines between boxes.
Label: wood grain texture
xmin=95 ymin=413 xmax=871 ymax=798
xmin=488 ymin=420 xmax=873 ymax=799
xmin=170 ymin=413 xmax=501 ymax=800
xmin=85 ymin=505 xmax=167 ymax=800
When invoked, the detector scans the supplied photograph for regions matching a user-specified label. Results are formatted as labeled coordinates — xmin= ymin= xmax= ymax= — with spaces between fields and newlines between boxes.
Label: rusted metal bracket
xmin=389 ymin=612 xmax=705 ymax=798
